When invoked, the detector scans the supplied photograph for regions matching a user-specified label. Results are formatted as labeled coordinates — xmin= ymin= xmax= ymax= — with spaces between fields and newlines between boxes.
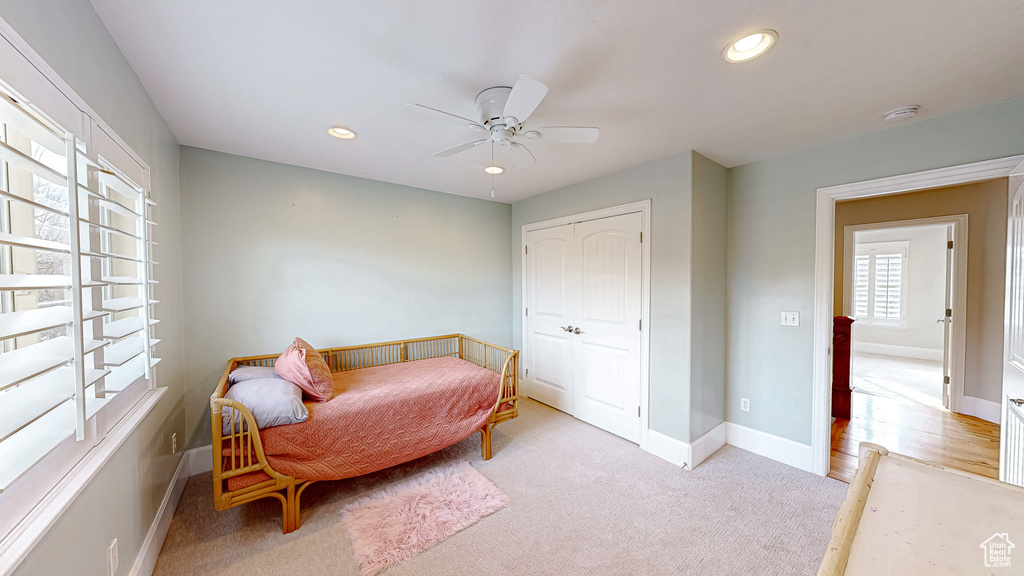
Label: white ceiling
xmin=91 ymin=0 xmax=1024 ymax=203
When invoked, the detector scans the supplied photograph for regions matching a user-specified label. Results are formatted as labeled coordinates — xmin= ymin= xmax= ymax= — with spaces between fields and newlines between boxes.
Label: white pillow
xmin=228 ymin=365 xmax=282 ymax=385
xmin=221 ymin=378 xmax=308 ymax=434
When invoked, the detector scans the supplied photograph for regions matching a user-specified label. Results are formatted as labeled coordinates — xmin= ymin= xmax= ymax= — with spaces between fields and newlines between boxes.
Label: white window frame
xmin=852 ymin=240 xmax=909 ymax=327
xmin=0 ymin=17 xmax=165 ymax=573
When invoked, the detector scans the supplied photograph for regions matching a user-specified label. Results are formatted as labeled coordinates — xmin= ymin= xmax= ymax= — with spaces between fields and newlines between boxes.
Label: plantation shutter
xmin=873 ymin=253 xmax=903 ymax=320
xmin=853 ymin=255 xmax=870 ymax=318
xmin=0 ymin=77 xmax=158 ymax=492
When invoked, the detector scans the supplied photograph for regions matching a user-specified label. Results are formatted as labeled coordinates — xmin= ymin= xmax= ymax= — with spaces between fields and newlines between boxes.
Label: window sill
xmin=0 ymin=386 xmax=166 ymax=575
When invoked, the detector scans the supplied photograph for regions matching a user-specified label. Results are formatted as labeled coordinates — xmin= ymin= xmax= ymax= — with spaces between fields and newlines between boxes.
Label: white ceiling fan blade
xmin=406 ymin=103 xmax=486 ymax=131
xmin=502 ymin=76 xmax=548 ymax=124
xmin=433 ymin=138 xmax=487 ymax=157
xmin=506 ymin=142 xmax=537 ymax=168
xmin=530 ymin=126 xmax=600 ymax=144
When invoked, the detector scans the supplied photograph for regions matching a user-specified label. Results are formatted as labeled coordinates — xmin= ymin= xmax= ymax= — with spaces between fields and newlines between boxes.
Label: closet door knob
xmin=561 ymin=325 xmax=573 ymax=332
xmin=574 ymin=327 xmax=585 ymax=335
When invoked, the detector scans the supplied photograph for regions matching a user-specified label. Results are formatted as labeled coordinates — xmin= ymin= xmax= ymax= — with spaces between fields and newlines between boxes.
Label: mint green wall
xmin=726 ymin=97 xmax=1024 ymax=445
xmin=178 ymin=147 xmax=513 ymax=449
xmin=0 ymin=1 xmax=185 ymax=575
xmin=512 ymin=151 xmax=728 ymax=444
xmin=689 ymin=152 xmax=728 ymax=441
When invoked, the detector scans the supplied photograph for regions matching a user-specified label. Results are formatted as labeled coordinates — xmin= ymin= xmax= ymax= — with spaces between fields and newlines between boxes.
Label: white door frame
xmin=811 ymin=155 xmax=1024 ymax=477
xmin=522 ymin=199 xmax=653 ymax=449
xmin=841 ymin=215 xmax=968 ymax=411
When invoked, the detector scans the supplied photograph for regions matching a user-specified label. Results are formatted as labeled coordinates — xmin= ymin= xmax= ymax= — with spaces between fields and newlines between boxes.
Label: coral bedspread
xmin=225 ymin=356 xmax=500 ymax=490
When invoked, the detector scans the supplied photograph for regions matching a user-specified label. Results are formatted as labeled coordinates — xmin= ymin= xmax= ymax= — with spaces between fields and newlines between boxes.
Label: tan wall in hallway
xmin=833 ymin=178 xmax=1008 ymax=403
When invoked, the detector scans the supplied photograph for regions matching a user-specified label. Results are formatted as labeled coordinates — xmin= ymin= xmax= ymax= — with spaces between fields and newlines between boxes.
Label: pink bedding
xmin=225 ymin=356 xmax=500 ymax=490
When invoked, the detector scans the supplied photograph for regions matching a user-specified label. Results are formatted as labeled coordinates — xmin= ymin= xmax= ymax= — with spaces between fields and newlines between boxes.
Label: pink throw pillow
xmin=275 ymin=338 xmax=333 ymax=402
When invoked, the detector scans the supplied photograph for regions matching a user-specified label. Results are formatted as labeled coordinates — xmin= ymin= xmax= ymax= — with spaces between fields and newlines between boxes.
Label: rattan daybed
xmin=210 ymin=334 xmax=519 ymax=533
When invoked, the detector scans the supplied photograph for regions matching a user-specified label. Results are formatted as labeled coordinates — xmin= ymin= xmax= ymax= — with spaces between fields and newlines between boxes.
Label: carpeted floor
xmin=154 ymin=399 xmax=848 ymax=575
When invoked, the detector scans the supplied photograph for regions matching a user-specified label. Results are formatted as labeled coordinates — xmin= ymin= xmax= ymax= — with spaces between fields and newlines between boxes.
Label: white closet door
xmin=572 ymin=212 xmax=642 ymax=442
xmin=525 ymin=224 xmax=575 ymax=412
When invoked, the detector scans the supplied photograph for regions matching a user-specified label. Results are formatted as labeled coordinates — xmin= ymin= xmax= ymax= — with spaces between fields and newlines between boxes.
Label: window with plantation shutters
xmin=852 ymin=242 xmax=908 ymax=325
xmin=0 ymin=33 xmax=160 ymax=541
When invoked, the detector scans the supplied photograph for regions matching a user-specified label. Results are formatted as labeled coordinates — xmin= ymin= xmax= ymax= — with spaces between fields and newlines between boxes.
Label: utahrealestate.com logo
xmin=980 ymin=533 xmax=1014 ymax=568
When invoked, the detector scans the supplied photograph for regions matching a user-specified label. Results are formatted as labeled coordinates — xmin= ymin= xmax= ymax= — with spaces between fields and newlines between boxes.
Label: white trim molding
xmin=644 ymin=422 xmax=728 ymax=470
xmin=645 ymin=430 xmax=690 ymax=468
xmin=129 ymin=445 xmax=211 ymax=576
xmin=961 ymin=396 xmax=1001 ymax=424
xmin=726 ymin=423 xmax=813 ymax=473
xmin=690 ymin=422 xmax=727 ymax=468
xmin=130 ymin=452 xmax=189 ymax=576
xmin=812 ymin=155 xmax=1024 ymax=477
xmin=520 ymin=200 xmax=653 ymax=450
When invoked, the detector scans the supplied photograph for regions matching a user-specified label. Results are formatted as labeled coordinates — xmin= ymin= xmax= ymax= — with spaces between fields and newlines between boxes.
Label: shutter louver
xmin=0 ymin=82 xmax=158 ymax=492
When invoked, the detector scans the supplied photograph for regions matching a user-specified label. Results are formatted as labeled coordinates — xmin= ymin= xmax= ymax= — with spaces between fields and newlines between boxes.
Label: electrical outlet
xmin=740 ymin=398 xmax=751 ymax=412
xmin=781 ymin=311 xmax=800 ymax=326
xmin=171 ymin=432 xmax=177 ymax=455
xmin=107 ymin=538 xmax=119 ymax=576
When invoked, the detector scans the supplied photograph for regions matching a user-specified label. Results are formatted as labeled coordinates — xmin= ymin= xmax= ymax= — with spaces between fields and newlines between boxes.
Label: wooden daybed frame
xmin=818 ymin=442 xmax=1024 ymax=575
xmin=210 ymin=334 xmax=519 ymax=533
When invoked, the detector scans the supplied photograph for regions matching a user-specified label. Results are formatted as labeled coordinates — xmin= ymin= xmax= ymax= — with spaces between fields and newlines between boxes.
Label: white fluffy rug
xmin=341 ymin=461 xmax=509 ymax=576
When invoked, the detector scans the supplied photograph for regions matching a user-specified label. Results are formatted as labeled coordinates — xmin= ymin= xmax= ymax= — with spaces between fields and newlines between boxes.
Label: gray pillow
xmin=221 ymin=378 xmax=308 ymax=434
xmin=228 ymin=365 xmax=282 ymax=385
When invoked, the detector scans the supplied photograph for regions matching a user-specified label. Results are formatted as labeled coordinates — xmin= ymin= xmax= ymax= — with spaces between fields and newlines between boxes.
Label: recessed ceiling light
xmin=484 ymin=166 xmax=504 ymax=175
xmin=723 ymin=30 xmax=777 ymax=63
xmin=327 ymin=126 xmax=357 ymax=139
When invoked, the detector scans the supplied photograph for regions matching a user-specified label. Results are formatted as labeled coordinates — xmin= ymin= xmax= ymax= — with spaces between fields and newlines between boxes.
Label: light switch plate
xmin=781 ymin=311 xmax=800 ymax=326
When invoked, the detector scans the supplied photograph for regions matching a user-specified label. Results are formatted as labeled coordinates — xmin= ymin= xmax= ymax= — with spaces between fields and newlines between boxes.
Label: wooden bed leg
xmin=282 ymin=483 xmax=297 ymax=534
xmin=480 ymin=424 xmax=493 ymax=460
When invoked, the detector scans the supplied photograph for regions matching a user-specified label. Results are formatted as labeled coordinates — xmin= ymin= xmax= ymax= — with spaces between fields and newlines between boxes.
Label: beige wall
xmin=833 ymin=178 xmax=1008 ymax=402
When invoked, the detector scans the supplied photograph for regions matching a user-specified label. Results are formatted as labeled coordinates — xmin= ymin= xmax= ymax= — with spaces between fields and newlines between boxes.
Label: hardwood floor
xmin=828 ymin=391 xmax=1000 ymax=483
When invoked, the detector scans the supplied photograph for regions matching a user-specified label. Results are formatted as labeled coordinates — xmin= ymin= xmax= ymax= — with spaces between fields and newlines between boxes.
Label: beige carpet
xmin=154 ymin=399 xmax=847 ymax=575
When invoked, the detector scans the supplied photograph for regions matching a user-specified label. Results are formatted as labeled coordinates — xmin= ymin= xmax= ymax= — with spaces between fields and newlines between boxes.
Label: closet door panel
xmin=573 ymin=212 xmax=642 ymax=442
xmin=524 ymin=224 xmax=575 ymax=412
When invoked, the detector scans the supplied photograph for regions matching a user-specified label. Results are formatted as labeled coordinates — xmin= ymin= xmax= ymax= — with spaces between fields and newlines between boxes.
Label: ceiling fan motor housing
xmin=476 ymin=86 xmax=516 ymax=130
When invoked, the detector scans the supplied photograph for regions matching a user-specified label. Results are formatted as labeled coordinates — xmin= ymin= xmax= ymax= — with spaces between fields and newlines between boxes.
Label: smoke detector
xmin=883 ymin=105 xmax=920 ymax=123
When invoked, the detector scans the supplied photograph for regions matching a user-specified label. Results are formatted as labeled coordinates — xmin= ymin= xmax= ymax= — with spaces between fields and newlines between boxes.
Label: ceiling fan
xmin=406 ymin=75 xmax=600 ymax=167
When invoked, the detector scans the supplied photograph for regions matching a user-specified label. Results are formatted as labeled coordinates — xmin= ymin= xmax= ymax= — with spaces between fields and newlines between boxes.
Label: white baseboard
xmin=645 ymin=423 xmax=727 ymax=470
xmin=725 ymin=422 xmax=813 ymax=473
xmin=129 ymin=446 xmax=210 ymax=576
xmin=960 ymin=395 xmax=1001 ymax=424
xmin=187 ymin=445 xmax=213 ymax=476
xmin=690 ymin=422 xmax=727 ymax=469
xmin=853 ymin=342 xmax=943 ymax=362
xmin=645 ymin=430 xmax=690 ymax=468
xmin=129 ymin=453 xmax=188 ymax=576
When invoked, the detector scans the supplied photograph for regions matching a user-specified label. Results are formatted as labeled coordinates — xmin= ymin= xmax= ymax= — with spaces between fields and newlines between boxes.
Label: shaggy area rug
xmin=341 ymin=461 xmax=509 ymax=576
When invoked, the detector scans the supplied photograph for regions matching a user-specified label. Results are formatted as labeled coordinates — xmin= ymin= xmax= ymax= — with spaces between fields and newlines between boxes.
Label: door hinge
xmin=525 ymin=245 xmax=528 ymax=254
xmin=526 ymin=368 xmax=529 ymax=377
xmin=948 ymin=240 xmax=953 ymax=249
xmin=637 ymin=406 xmax=640 ymax=417
xmin=640 ymin=231 xmax=643 ymax=243
xmin=944 ymin=376 xmax=950 ymax=385
xmin=946 ymin=308 xmax=952 ymax=318
xmin=525 ymin=307 xmax=528 ymax=316
xmin=639 ymin=319 xmax=642 ymax=331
